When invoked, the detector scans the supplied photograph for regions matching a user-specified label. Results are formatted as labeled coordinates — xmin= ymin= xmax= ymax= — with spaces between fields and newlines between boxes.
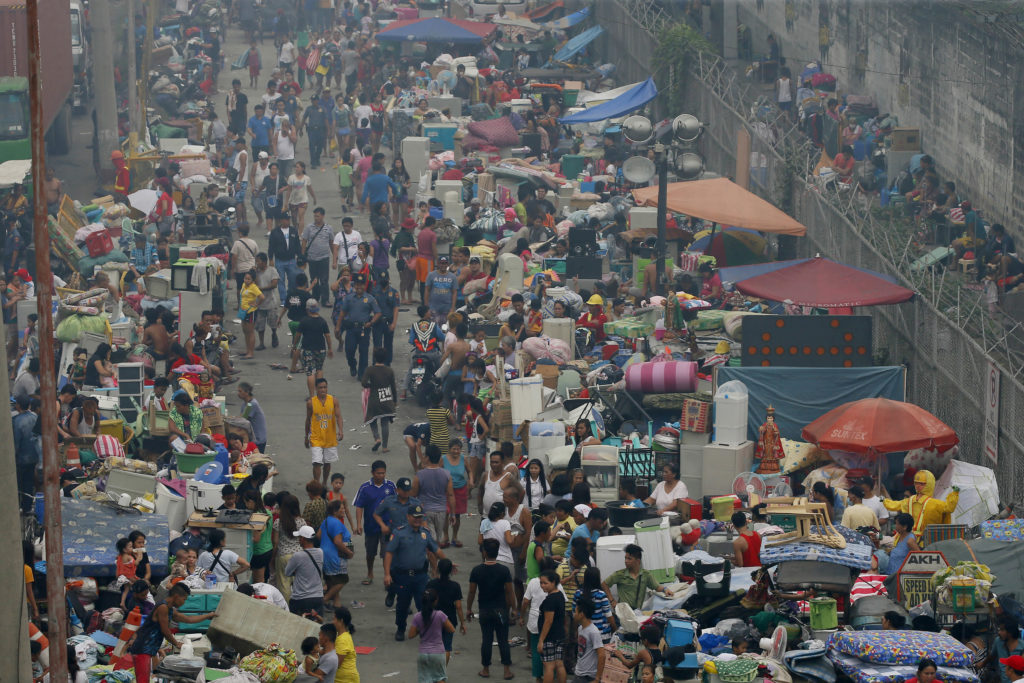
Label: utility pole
xmin=654 ymin=141 xmax=669 ymax=297
xmin=127 ymin=0 xmax=138 ymax=144
xmin=90 ymin=0 xmax=120 ymax=176
xmin=28 ymin=0 xmax=68 ymax=677
xmin=0 ymin=307 xmax=32 ymax=683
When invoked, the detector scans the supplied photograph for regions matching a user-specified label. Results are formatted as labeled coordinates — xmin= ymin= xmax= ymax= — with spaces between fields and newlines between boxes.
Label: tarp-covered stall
xmin=632 ymin=177 xmax=808 ymax=236
xmin=376 ymin=17 xmax=496 ymax=44
xmin=714 ymin=366 xmax=907 ymax=442
xmin=559 ymin=78 xmax=658 ymax=124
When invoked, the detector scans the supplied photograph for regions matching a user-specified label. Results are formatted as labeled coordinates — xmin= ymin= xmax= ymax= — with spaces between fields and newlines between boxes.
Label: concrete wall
xmin=725 ymin=0 xmax=1024 ymax=230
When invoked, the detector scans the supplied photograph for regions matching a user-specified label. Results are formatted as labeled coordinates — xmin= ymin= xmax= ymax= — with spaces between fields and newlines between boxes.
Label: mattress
xmin=828 ymin=653 xmax=978 ymax=683
xmin=60 ymin=498 xmax=170 ymax=578
xmin=827 ymin=630 xmax=974 ymax=668
xmin=760 ymin=525 xmax=875 ymax=571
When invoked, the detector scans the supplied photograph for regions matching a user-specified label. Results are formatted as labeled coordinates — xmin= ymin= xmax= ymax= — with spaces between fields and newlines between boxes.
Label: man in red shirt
xmin=576 ymin=294 xmax=608 ymax=344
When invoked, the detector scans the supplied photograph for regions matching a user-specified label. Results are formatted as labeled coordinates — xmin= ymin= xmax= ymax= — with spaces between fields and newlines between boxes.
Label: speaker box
xmin=568 ymin=227 xmax=599 ymax=257
xmin=565 ymin=256 xmax=603 ymax=279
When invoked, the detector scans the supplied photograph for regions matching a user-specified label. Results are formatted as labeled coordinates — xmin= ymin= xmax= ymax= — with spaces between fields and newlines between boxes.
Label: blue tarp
xmin=549 ymin=24 xmax=604 ymax=64
xmin=543 ymin=6 xmax=589 ymax=30
xmin=559 ymin=77 xmax=658 ymax=124
xmin=714 ymin=366 xmax=906 ymax=442
xmin=376 ymin=17 xmax=495 ymax=44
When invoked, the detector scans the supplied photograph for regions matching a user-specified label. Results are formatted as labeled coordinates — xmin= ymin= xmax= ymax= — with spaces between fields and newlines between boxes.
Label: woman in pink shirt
xmin=354 ymin=145 xmax=373 ymax=204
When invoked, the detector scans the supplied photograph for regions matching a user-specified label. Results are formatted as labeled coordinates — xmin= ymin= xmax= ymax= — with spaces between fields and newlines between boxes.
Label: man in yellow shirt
xmin=305 ymin=377 xmax=343 ymax=488
xmin=840 ymin=485 xmax=880 ymax=531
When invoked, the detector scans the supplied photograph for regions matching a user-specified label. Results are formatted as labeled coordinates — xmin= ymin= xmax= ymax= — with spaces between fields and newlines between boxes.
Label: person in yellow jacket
xmin=883 ymin=470 xmax=959 ymax=540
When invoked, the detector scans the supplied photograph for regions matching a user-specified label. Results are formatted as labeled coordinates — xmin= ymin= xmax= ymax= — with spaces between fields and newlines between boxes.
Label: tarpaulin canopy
xmin=722 ymin=256 xmax=914 ymax=308
xmin=376 ymin=17 xmax=496 ymax=44
xmin=576 ymin=80 xmax=644 ymax=106
xmin=544 ymin=6 xmax=590 ymax=30
xmin=632 ymin=177 xmax=808 ymax=236
xmin=526 ymin=0 xmax=564 ymax=20
xmin=559 ymin=78 xmax=657 ymax=124
xmin=549 ymin=24 xmax=604 ymax=63
xmin=716 ymin=366 xmax=906 ymax=442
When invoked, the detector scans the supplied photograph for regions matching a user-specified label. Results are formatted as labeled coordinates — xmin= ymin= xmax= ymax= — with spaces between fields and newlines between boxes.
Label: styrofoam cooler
xmin=714 ymin=380 xmax=749 ymax=446
xmin=528 ymin=422 xmax=566 ymax=468
xmin=596 ymin=535 xmax=636 ymax=580
xmin=510 ymin=376 xmax=544 ymax=424
xmin=633 ymin=517 xmax=676 ymax=583
xmin=542 ymin=318 xmax=574 ymax=355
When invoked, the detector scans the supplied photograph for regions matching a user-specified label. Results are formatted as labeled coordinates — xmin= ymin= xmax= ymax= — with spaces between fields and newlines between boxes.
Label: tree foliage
xmin=652 ymin=22 xmax=716 ymax=113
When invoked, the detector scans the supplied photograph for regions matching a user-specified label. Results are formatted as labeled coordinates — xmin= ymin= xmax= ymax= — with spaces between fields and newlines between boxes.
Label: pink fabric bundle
xmin=522 ymin=336 xmax=572 ymax=365
xmin=624 ymin=361 xmax=697 ymax=393
xmin=467 ymin=116 xmax=520 ymax=147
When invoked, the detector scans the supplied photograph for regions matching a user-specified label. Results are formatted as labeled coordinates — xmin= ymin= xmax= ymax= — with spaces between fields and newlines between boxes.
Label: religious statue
xmin=755 ymin=405 xmax=784 ymax=474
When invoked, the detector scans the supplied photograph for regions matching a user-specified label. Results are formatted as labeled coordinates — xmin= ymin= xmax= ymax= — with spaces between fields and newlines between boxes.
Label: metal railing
xmin=603 ymin=0 xmax=1024 ymax=503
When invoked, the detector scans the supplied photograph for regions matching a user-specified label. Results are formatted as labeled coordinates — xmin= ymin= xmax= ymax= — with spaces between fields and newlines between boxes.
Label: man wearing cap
xmin=997 ymin=617 xmax=1024 ymax=683
xmin=384 ymin=503 xmax=447 ymax=641
xmin=283 ymin=525 xmax=326 ymax=617
xmin=576 ymin=294 xmax=608 ymax=344
xmin=425 ymin=256 xmax=457 ymax=326
xmin=293 ymin=298 xmax=333 ymax=397
xmin=375 ymin=477 xmax=421 ymax=605
xmin=337 ymin=273 xmax=381 ymax=378
xmin=1001 ymin=655 xmax=1024 ymax=683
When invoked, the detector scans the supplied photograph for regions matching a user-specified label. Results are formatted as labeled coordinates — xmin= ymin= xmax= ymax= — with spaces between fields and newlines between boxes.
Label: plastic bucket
xmin=951 ymin=580 xmax=976 ymax=611
xmin=809 ymin=597 xmax=838 ymax=630
xmin=711 ymin=495 xmax=737 ymax=522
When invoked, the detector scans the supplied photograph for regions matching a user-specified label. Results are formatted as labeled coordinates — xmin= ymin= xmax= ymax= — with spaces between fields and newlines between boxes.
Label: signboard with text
xmin=897 ymin=548 xmax=950 ymax=610
xmin=896 ymin=551 xmax=949 ymax=608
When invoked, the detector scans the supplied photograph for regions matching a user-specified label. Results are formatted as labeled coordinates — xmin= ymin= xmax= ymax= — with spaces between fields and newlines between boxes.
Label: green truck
xmin=0 ymin=0 xmax=74 ymax=164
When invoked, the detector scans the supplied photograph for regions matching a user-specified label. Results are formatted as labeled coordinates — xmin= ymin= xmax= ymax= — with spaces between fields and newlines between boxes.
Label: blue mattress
xmin=59 ymin=498 xmax=170 ymax=578
xmin=760 ymin=525 xmax=874 ymax=571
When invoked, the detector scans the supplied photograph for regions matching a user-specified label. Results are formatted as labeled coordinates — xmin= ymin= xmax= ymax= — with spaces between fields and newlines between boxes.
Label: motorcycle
xmin=408 ymin=350 xmax=440 ymax=407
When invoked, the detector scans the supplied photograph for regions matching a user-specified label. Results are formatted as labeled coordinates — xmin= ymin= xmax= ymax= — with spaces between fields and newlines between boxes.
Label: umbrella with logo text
xmin=801 ymin=398 xmax=958 ymax=455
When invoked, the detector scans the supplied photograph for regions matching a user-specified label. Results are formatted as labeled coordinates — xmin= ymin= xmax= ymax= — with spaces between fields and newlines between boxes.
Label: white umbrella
xmin=127 ymin=189 xmax=161 ymax=217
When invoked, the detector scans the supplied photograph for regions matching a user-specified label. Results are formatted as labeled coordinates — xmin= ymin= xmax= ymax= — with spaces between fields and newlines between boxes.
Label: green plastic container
xmin=809 ymin=597 xmax=838 ymax=630
xmin=560 ymin=154 xmax=585 ymax=179
xmin=176 ymin=451 xmax=216 ymax=474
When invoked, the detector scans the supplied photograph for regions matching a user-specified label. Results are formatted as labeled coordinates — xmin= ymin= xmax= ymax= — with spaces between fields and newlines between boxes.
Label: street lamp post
xmin=622 ymin=114 xmax=705 ymax=297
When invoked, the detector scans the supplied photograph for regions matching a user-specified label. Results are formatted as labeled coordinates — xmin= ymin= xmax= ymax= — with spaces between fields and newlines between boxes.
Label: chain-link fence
xmin=600 ymin=4 xmax=1024 ymax=503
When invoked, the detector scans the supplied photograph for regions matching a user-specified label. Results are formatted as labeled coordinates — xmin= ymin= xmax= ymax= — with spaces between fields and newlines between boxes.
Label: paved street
xmin=50 ymin=25 xmax=535 ymax=682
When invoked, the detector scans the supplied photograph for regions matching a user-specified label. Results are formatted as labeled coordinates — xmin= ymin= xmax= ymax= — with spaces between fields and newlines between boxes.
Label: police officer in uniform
xmin=374 ymin=477 xmax=420 ymax=607
xmin=371 ymin=270 xmax=401 ymax=365
xmin=336 ymin=273 xmax=381 ymax=378
xmin=384 ymin=503 xmax=447 ymax=641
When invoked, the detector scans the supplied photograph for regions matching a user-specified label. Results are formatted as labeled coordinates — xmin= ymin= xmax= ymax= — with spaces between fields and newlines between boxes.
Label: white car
xmin=465 ymin=0 xmax=529 ymax=20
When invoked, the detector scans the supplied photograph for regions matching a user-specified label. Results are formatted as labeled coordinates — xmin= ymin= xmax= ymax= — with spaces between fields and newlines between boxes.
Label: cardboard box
xmin=534 ymin=364 xmax=560 ymax=390
xmin=201 ymin=403 xmax=224 ymax=429
xmin=682 ymin=399 xmax=711 ymax=432
xmin=890 ymin=127 xmax=921 ymax=151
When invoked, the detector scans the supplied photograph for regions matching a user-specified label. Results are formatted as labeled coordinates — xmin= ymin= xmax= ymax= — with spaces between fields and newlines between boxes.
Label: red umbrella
xmin=801 ymin=398 xmax=958 ymax=455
